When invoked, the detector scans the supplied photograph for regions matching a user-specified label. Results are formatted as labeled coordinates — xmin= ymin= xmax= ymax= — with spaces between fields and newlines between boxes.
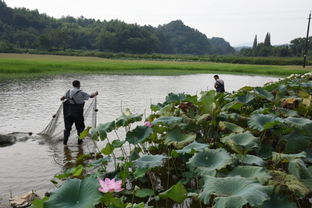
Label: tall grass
xmin=4 ymin=49 xmax=312 ymax=65
xmin=0 ymin=53 xmax=310 ymax=80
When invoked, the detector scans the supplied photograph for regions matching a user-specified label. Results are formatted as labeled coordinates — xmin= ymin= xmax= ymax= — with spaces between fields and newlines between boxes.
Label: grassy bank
xmin=0 ymin=53 xmax=311 ymax=80
xmin=4 ymin=49 xmax=312 ymax=65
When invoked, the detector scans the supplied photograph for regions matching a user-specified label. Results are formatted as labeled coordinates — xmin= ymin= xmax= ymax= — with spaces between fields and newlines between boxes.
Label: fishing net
xmin=38 ymin=98 xmax=97 ymax=143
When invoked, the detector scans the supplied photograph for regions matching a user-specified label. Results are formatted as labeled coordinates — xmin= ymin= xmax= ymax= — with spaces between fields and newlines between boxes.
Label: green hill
xmin=0 ymin=0 xmax=234 ymax=55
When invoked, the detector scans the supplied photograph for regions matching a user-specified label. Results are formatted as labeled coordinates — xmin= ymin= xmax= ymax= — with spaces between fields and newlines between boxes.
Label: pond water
xmin=0 ymin=74 xmax=279 ymax=206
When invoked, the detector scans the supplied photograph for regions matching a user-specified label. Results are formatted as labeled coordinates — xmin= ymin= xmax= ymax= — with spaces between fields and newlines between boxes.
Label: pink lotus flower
xmin=144 ymin=121 xmax=153 ymax=128
xmin=98 ymin=178 xmax=123 ymax=193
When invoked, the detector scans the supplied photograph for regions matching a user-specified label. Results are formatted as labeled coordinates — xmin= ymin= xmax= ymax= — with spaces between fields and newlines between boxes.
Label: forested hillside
xmin=0 ymin=1 xmax=234 ymax=55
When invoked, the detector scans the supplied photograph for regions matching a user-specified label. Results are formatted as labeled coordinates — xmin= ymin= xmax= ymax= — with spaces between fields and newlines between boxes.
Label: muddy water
xmin=0 ymin=74 xmax=279 ymax=206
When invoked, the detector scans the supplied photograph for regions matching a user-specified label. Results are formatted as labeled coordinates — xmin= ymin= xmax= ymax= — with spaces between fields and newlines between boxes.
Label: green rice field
xmin=0 ymin=53 xmax=311 ymax=80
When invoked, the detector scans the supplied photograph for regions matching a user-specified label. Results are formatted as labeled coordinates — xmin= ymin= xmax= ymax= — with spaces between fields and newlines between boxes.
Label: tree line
xmin=240 ymin=32 xmax=312 ymax=57
xmin=0 ymin=1 xmax=234 ymax=55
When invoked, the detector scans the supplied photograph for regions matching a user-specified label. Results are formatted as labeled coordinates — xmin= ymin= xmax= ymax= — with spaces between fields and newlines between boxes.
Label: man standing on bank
xmin=213 ymin=75 xmax=225 ymax=92
xmin=60 ymin=80 xmax=98 ymax=145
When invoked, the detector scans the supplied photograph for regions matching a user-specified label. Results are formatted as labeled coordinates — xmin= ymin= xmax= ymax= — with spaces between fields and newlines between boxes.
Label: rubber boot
xmin=63 ymin=130 xmax=70 ymax=145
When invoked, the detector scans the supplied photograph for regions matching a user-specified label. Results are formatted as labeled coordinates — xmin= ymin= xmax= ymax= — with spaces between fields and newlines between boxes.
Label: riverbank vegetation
xmin=31 ymin=72 xmax=312 ymax=208
xmin=0 ymin=53 xmax=311 ymax=80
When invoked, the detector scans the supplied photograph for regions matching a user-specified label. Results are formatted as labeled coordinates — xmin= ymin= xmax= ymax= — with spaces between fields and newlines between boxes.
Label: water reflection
xmin=63 ymin=145 xmax=84 ymax=170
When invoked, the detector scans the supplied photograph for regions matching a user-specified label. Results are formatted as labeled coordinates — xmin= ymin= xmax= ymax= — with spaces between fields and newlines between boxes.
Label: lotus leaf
xmin=126 ymin=126 xmax=153 ymax=145
xmin=275 ymin=107 xmax=299 ymax=117
xmin=44 ymin=177 xmax=102 ymax=208
xmin=115 ymin=110 xmax=142 ymax=127
xmin=92 ymin=121 xmax=116 ymax=140
xmin=263 ymin=194 xmax=297 ymax=208
xmin=135 ymin=188 xmax=154 ymax=198
xmin=165 ymin=92 xmax=186 ymax=104
xmin=199 ymin=176 xmax=271 ymax=207
xmin=284 ymin=117 xmax=312 ymax=129
xmin=134 ymin=168 xmax=148 ymax=178
xmin=101 ymin=143 xmax=114 ymax=155
xmin=187 ymin=148 xmax=232 ymax=176
xmin=111 ymin=139 xmax=126 ymax=148
xmin=176 ymin=141 xmax=208 ymax=154
xmin=219 ymin=121 xmax=244 ymax=133
xmin=236 ymin=93 xmax=255 ymax=104
xmin=254 ymin=87 xmax=274 ymax=101
xmin=248 ymin=114 xmax=280 ymax=131
xmin=237 ymin=154 xmax=264 ymax=166
xmin=152 ymin=116 xmax=182 ymax=125
xmin=228 ymin=166 xmax=271 ymax=184
xmin=282 ymin=132 xmax=310 ymax=154
xmin=198 ymin=90 xmax=218 ymax=114
xmin=222 ymin=101 xmax=244 ymax=111
xmin=133 ymin=154 xmax=166 ymax=169
xmin=272 ymin=152 xmax=306 ymax=163
xmin=288 ymin=158 xmax=312 ymax=180
xmin=221 ymin=132 xmax=259 ymax=154
xmin=159 ymin=183 xmax=187 ymax=203
xmin=163 ymin=128 xmax=196 ymax=148
xmin=126 ymin=203 xmax=145 ymax=208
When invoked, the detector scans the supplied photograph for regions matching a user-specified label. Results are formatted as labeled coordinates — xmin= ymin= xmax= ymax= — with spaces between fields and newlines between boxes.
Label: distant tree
xmin=252 ymin=35 xmax=257 ymax=49
xmin=264 ymin=32 xmax=271 ymax=47
xmin=95 ymin=31 xmax=117 ymax=51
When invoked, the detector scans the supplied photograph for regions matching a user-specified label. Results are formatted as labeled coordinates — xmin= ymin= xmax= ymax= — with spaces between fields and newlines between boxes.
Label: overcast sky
xmin=4 ymin=0 xmax=312 ymax=46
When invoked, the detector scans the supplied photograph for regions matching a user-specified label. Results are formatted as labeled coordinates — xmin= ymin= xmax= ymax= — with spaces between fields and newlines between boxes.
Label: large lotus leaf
xmin=222 ymin=101 xmax=244 ymax=111
xmin=237 ymin=154 xmax=264 ymax=166
xmin=254 ymin=87 xmax=274 ymax=101
xmin=152 ymin=116 xmax=182 ymax=125
xmin=44 ymin=176 xmax=102 ymax=208
xmin=159 ymin=183 xmax=187 ymax=203
xmin=282 ymin=131 xmax=311 ymax=154
xmin=199 ymin=176 xmax=271 ymax=207
xmin=221 ymin=132 xmax=259 ymax=154
xmin=91 ymin=121 xmax=116 ymax=140
xmin=187 ymin=148 xmax=233 ymax=176
xmin=176 ymin=141 xmax=208 ymax=155
xmin=248 ymin=114 xmax=281 ymax=131
xmin=236 ymin=93 xmax=255 ymax=104
xmin=275 ymin=107 xmax=299 ymax=117
xmin=284 ymin=117 xmax=312 ymax=129
xmin=272 ymin=152 xmax=306 ymax=163
xmin=115 ymin=109 xmax=142 ymax=127
xmin=228 ymin=166 xmax=271 ymax=184
xmin=219 ymin=121 xmax=244 ymax=133
xmin=165 ymin=92 xmax=186 ymax=104
xmin=133 ymin=154 xmax=166 ymax=169
xmin=198 ymin=90 xmax=218 ymax=114
xmin=263 ymin=194 xmax=297 ymax=208
xmin=163 ymin=128 xmax=196 ymax=148
xmin=126 ymin=126 xmax=153 ymax=145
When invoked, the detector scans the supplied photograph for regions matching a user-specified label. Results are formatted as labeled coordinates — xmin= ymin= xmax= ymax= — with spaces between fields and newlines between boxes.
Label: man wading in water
xmin=213 ymin=75 xmax=225 ymax=92
xmin=60 ymin=80 xmax=98 ymax=145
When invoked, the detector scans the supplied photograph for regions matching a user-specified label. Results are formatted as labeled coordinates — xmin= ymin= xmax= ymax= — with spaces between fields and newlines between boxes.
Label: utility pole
xmin=303 ymin=12 xmax=311 ymax=68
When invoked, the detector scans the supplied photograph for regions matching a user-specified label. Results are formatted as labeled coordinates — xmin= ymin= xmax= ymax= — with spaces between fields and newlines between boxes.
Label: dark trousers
xmin=63 ymin=114 xmax=85 ymax=145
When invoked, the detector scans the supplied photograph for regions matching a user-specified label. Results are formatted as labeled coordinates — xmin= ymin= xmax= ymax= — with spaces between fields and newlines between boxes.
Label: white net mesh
xmin=38 ymin=98 xmax=97 ymax=142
